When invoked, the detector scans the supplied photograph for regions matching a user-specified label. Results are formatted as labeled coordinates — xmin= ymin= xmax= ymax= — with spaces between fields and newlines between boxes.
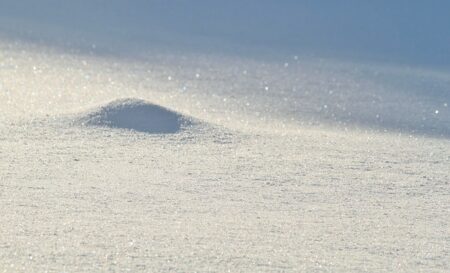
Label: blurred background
xmin=1 ymin=0 xmax=449 ymax=68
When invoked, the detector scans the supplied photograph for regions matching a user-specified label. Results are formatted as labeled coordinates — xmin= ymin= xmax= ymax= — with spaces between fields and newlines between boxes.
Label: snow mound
xmin=75 ymin=98 xmax=191 ymax=133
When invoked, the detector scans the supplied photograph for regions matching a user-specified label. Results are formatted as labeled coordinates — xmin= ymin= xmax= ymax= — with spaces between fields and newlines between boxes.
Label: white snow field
xmin=1 ymin=1 xmax=449 ymax=272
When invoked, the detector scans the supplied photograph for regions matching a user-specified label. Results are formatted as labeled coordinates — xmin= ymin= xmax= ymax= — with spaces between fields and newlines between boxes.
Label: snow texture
xmin=0 ymin=1 xmax=449 ymax=273
xmin=75 ymin=98 xmax=192 ymax=133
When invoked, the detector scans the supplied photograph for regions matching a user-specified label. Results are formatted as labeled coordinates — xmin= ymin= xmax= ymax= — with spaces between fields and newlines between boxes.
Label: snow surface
xmin=0 ymin=1 xmax=449 ymax=273
xmin=74 ymin=98 xmax=193 ymax=133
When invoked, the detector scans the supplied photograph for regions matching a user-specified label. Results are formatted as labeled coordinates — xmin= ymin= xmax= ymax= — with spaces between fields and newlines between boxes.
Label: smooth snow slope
xmin=1 ymin=0 xmax=450 ymax=67
xmin=0 ymin=1 xmax=449 ymax=273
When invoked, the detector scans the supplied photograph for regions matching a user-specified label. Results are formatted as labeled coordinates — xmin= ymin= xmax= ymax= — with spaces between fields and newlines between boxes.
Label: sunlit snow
xmin=0 ymin=1 xmax=449 ymax=272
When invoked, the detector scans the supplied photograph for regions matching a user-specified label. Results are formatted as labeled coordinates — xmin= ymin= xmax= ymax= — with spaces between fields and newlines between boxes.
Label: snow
xmin=74 ymin=98 xmax=193 ymax=134
xmin=0 ymin=1 xmax=449 ymax=273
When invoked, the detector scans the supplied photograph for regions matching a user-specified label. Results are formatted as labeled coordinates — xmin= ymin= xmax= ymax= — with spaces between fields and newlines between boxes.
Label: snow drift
xmin=75 ymin=98 xmax=192 ymax=133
